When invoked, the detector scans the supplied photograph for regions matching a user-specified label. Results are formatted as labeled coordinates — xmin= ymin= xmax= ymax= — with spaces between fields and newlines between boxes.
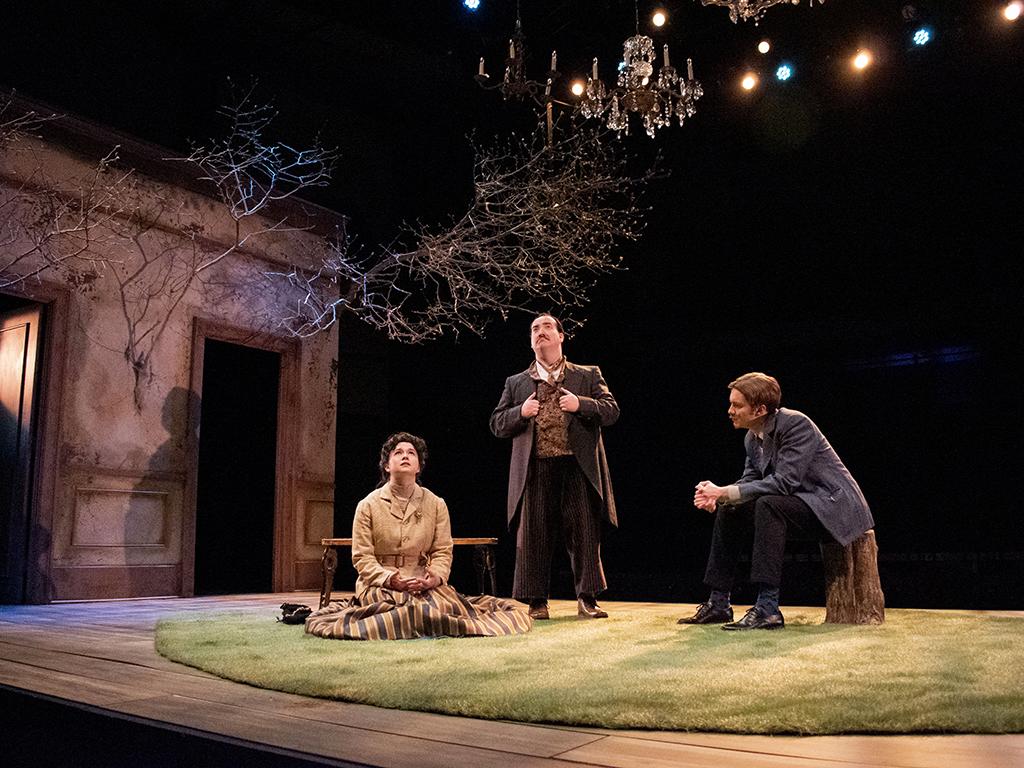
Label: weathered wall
xmin=1 ymin=133 xmax=338 ymax=600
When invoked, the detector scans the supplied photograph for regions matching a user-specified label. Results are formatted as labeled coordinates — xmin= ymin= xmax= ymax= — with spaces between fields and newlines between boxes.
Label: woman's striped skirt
xmin=304 ymin=585 xmax=533 ymax=640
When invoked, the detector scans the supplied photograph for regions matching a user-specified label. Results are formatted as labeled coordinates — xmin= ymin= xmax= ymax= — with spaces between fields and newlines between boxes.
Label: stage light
xmin=776 ymin=64 xmax=793 ymax=81
xmin=853 ymin=50 xmax=873 ymax=70
xmin=652 ymin=10 xmax=667 ymax=27
xmin=571 ymin=80 xmax=585 ymax=97
xmin=758 ymin=40 xmax=771 ymax=54
xmin=912 ymin=27 xmax=932 ymax=45
xmin=1005 ymin=1 xmax=1022 ymax=21
xmin=463 ymin=0 xmax=481 ymax=10
xmin=741 ymin=72 xmax=759 ymax=91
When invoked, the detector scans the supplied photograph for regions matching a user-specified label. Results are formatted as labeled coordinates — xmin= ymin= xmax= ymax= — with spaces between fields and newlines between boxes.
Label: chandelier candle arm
xmin=664 ymin=45 xmax=670 ymax=67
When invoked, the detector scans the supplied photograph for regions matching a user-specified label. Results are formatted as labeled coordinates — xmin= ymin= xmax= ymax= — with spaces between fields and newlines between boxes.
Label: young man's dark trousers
xmin=703 ymin=494 xmax=831 ymax=591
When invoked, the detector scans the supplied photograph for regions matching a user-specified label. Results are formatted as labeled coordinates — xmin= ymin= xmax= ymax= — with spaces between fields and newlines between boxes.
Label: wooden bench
xmin=318 ymin=537 xmax=499 ymax=609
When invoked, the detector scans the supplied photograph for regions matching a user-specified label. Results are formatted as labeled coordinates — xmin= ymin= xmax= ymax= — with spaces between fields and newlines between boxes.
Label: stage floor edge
xmin=1 ymin=592 xmax=1021 ymax=768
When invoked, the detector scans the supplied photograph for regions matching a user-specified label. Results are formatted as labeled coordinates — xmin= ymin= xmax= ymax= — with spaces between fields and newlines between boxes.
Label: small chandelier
xmin=578 ymin=35 xmax=702 ymax=138
xmin=475 ymin=16 xmax=557 ymax=108
xmin=475 ymin=11 xmax=565 ymax=145
xmin=700 ymin=0 xmax=823 ymax=25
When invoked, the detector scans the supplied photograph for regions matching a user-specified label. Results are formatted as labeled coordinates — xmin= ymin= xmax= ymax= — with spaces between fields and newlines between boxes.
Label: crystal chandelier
xmin=578 ymin=34 xmax=702 ymax=138
xmin=701 ymin=0 xmax=823 ymax=25
xmin=476 ymin=2 xmax=701 ymax=141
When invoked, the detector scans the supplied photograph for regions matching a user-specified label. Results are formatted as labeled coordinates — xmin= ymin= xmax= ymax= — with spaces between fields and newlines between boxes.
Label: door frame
xmin=0 ymin=283 xmax=70 ymax=604
xmin=183 ymin=318 xmax=300 ymax=596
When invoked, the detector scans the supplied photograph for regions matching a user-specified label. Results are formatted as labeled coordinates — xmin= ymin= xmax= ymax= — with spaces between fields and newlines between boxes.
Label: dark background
xmin=3 ymin=0 xmax=1022 ymax=608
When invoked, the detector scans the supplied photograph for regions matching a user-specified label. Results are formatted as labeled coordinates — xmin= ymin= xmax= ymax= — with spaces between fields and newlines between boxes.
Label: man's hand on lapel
xmin=558 ymin=387 xmax=580 ymax=412
xmin=520 ymin=392 xmax=540 ymax=418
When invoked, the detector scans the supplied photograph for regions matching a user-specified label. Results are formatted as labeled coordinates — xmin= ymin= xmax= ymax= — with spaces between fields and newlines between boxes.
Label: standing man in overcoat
xmin=490 ymin=314 xmax=619 ymax=620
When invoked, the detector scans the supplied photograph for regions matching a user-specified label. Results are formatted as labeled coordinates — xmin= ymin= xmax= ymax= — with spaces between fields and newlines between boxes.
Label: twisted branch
xmin=275 ymin=125 xmax=652 ymax=341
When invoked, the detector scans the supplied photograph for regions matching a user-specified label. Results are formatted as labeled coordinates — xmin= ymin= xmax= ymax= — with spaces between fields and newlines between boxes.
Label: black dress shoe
xmin=528 ymin=600 xmax=550 ymax=620
xmin=577 ymin=595 xmax=608 ymax=619
xmin=722 ymin=606 xmax=785 ymax=630
xmin=677 ymin=602 xmax=734 ymax=625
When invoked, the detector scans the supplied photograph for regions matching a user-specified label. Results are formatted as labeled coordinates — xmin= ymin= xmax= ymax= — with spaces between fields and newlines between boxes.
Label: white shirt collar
xmin=532 ymin=358 xmax=564 ymax=382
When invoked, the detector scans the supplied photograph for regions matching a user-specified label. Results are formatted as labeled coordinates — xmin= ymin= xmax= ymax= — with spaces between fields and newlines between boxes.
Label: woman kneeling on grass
xmin=305 ymin=432 xmax=533 ymax=640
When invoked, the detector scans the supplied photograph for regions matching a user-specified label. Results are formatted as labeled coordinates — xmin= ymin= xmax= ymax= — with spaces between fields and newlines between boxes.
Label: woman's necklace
xmin=390 ymin=483 xmax=414 ymax=516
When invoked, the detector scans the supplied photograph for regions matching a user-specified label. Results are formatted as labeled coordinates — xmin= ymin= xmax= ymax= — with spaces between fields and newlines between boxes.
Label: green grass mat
xmin=155 ymin=605 xmax=1024 ymax=734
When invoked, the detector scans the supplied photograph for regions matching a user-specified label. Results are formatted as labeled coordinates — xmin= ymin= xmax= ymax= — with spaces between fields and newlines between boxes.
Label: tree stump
xmin=821 ymin=529 xmax=885 ymax=624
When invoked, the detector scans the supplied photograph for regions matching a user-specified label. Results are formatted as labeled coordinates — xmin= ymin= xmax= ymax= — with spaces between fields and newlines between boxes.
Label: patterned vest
xmin=532 ymin=362 xmax=572 ymax=458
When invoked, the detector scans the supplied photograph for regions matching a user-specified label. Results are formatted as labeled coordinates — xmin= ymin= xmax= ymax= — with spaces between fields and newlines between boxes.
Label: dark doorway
xmin=0 ymin=295 xmax=43 ymax=604
xmin=194 ymin=339 xmax=280 ymax=595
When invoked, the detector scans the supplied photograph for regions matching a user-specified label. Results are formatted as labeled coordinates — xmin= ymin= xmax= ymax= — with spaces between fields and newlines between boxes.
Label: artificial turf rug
xmin=155 ymin=604 xmax=1024 ymax=734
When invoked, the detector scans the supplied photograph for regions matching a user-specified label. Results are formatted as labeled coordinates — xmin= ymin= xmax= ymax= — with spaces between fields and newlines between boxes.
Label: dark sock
xmin=709 ymin=589 xmax=731 ymax=610
xmin=754 ymin=585 xmax=781 ymax=615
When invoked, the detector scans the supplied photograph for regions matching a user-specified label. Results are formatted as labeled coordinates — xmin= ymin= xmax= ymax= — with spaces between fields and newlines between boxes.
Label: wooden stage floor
xmin=1 ymin=593 xmax=1021 ymax=767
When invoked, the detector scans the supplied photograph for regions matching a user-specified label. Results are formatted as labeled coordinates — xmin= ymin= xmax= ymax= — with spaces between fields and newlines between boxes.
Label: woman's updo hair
xmin=378 ymin=431 xmax=429 ymax=485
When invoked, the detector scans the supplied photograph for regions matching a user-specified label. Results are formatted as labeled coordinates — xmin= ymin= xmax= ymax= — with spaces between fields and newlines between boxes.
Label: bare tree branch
xmin=4 ymin=86 xmax=651 ymax=409
xmin=2 ymin=88 xmax=336 ymax=409
xmin=0 ymin=90 xmax=60 ymax=149
xmin=0 ymin=147 xmax=133 ymax=292
xmin=173 ymin=83 xmax=337 ymax=274
xmin=273 ymin=124 xmax=653 ymax=341
xmin=3 ymin=88 xmax=134 ymax=293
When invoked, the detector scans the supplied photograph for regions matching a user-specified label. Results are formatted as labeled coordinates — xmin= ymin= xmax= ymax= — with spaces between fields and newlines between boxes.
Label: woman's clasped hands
xmin=387 ymin=570 xmax=441 ymax=594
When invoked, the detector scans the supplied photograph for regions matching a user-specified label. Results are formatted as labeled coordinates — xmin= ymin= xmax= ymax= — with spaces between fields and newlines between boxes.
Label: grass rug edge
xmin=155 ymin=606 xmax=1024 ymax=735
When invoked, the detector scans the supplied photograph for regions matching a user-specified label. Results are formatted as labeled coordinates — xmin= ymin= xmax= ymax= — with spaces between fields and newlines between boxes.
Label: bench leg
xmin=319 ymin=547 xmax=338 ymax=609
xmin=472 ymin=545 xmax=498 ymax=596
xmin=486 ymin=546 xmax=497 ymax=595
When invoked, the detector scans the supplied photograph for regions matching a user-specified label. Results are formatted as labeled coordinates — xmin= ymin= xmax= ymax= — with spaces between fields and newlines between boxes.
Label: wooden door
xmin=0 ymin=305 xmax=42 ymax=603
